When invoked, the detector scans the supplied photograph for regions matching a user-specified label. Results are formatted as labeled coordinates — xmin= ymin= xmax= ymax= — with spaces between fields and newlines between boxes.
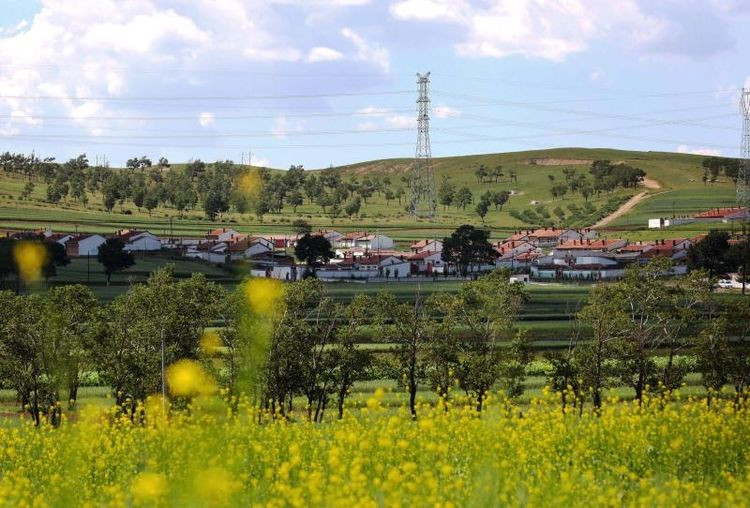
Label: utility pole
xmin=408 ymin=72 xmax=436 ymax=218
xmin=739 ymin=88 xmax=750 ymax=206
xmin=739 ymin=88 xmax=750 ymax=294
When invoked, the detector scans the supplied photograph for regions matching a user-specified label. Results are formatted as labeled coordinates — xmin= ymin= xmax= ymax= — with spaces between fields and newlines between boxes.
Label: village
xmin=5 ymin=205 xmax=746 ymax=285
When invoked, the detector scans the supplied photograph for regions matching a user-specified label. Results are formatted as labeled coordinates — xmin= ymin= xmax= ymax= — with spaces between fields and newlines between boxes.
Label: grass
xmin=0 ymin=147 xmax=736 ymax=242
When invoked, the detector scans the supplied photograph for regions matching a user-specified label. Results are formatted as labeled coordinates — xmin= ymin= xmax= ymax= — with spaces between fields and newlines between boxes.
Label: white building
xmin=66 ymin=234 xmax=107 ymax=257
xmin=409 ymin=250 xmax=446 ymax=274
xmin=118 ymin=230 xmax=162 ymax=252
xmin=410 ymin=239 xmax=443 ymax=254
xmin=227 ymin=236 xmax=274 ymax=260
xmin=339 ymin=232 xmax=394 ymax=250
xmin=206 ymin=227 xmax=240 ymax=242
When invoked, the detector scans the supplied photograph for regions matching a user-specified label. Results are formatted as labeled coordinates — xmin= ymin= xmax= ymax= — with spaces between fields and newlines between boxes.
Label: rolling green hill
xmin=0 ymin=147 xmax=737 ymax=243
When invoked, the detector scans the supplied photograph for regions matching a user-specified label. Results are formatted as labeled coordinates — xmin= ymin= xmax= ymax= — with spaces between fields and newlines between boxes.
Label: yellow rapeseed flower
xmin=166 ymin=359 xmax=217 ymax=397
xmin=199 ymin=330 xmax=223 ymax=356
xmin=244 ymin=278 xmax=282 ymax=316
xmin=237 ymin=170 xmax=262 ymax=198
xmin=13 ymin=241 xmax=48 ymax=283
xmin=131 ymin=472 xmax=167 ymax=502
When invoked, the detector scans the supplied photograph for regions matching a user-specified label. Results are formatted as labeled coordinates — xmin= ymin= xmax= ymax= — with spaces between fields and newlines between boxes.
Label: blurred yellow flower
xmin=13 ymin=241 xmax=48 ymax=283
xmin=131 ymin=472 xmax=167 ymax=502
xmin=166 ymin=359 xmax=217 ymax=397
xmin=238 ymin=170 xmax=262 ymax=199
xmin=199 ymin=331 xmax=223 ymax=355
xmin=244 ymin=278 xmax=282 ymax=316
xmin=194 ymin=467 xmax=239 ymax=503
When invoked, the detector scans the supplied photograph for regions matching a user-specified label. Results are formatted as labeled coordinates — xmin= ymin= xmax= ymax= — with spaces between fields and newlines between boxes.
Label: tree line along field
xmin=0 ymin=147 xmax=738 ymax=238
xmin=1 ymin=258 xmax=748 ymax=418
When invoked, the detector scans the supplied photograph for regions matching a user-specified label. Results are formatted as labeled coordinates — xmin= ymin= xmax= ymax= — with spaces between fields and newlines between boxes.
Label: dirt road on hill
xmin=592 ymin=177 xmax=662 ymax=228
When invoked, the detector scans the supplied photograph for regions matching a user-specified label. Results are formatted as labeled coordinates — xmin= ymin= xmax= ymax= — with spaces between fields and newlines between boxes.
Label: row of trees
xmin=3 ymin=150 xmax=525 ymax=222
xmin=563 ymin=258 xmax=750 ymax=409
xmin=1 ymin=260 xmax=748 ymax=426
xmin=701 ymin=156 xmax=741 ymax=184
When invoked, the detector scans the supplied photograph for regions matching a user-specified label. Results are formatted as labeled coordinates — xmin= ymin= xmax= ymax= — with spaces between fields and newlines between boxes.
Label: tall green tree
xmin=97 ymin=238 xmax=135 ymax=286
xmin=441 ymin=225 xmax=496 ymax=276
xmin=687 ymin=231 xmax=732 ymax=278
xmin=577 ymin=284 xmax=628 ymax=409
xmin=294 ymin=234 xmax=335 ymax=276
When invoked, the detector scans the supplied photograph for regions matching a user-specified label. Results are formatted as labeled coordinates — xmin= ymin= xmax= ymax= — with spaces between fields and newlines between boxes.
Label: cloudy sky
xmin=0 ymin=0 xmax=748 ymax=168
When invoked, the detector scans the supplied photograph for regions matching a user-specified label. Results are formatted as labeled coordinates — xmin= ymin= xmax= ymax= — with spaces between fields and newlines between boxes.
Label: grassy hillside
xmin=0 ymin=147 xmax=736 ymax=242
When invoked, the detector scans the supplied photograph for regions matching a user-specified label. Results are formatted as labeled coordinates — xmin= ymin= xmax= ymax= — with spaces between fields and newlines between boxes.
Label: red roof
xmin=529 ymin=228 xmax=568 ymax=239
xmin=694 ymin=207 xmax=748 ymax=219
xmin=409 ymin=250 xmax=441 ymax=260
xmin=558 ymin=239 xmax=625 ymax=250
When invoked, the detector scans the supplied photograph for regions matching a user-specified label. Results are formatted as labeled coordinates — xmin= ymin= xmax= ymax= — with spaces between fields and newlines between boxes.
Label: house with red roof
xmin=65 ymin=234 xmax=106 ymax=257
xmin=117 ymin=229 xmax=162 ymax=252
xmin=410 ymin=239 xmax=443 ymax=254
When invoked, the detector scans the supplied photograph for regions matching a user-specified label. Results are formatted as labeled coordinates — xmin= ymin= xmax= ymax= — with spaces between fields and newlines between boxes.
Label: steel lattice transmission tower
xmin=739 ymin=88 xmax=750 ymax=206
xmin=409 ymin=72 xmax=437 ymax=218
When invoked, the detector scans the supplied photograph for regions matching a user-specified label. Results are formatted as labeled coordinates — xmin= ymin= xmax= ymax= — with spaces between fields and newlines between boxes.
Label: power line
xmin=0 ymin=90 xmax=413 ymax=102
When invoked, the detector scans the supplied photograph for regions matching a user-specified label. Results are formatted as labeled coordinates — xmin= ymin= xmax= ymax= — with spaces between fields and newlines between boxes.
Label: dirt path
xmin=592 ymin=177 xmax=662 ymax=229
xmin=592 ymin=192 xmax=648 ymax=228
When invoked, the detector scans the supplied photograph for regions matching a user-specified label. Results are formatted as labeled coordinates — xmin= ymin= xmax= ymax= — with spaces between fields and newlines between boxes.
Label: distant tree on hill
xmin=474 ymin=165 xmax=488 ymax=184
xmin=20 ymin=181 xmax=34 ymax=200
xmin=287 ymin=190 xmax=304 ymax=213
xmin=345 ymin=197 xmax=361 ymax=218
xmin=97 ymin=238 xmax=135 ymax=286
xmin=491 ymin=165 xmax=503 ymax=183
xmin=292 ymin=219 xmax=312 ymax=235
xmin=438 ymin=176 xmax=454 ymax=210
xmin=491 ymin=190 xmax=510 ymax=211
xmin=455 ymin=187 xmax=473 ymax=210
xmin=475 ymin=199 xmax=489 ymax=223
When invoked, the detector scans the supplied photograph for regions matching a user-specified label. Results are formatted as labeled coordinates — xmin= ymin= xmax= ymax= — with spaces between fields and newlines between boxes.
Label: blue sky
xmin=0 ymin=0 xmax=748 ymax=168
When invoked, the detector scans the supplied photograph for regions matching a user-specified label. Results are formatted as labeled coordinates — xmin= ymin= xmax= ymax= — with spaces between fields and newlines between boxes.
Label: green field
xmin=0 ymin=147 xmax=736 ymax=242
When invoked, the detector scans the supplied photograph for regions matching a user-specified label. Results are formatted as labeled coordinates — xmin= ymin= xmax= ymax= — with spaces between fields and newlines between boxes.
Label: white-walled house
xmin=409 ymin=250 xmax=446 ymax=274
xmin=227 ymin=236 xmax=274 ymax=260
xmin=66 ymin=234 xmax=106 ymax=257
xmin=339 ymin=232 xmax=395 ymax=250
xmin=410 ymin=239 xmax=443 ymax=254
xmin=118 ymin=230 xmax=162 ymax=252
xmin=317 ymin=254 xmax=411 ymax=280
xmin=187 ymin=241 xmax=230 ymax=264
xmin=206 ymin=228 xmax=240 ymax=242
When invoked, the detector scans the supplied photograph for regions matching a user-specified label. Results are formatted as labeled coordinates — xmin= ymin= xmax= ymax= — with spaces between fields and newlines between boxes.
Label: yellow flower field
xmin=0 ymin=391 xmax=749 ymax=508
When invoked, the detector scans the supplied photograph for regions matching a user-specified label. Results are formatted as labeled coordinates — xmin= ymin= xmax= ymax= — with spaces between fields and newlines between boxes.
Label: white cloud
xmin=341 ymin=28 xmax=390 ymax=72
xmin=273 ymin=0 xmax=371 ymax=4
xmin=389 ymin=0 xmax=467 ymax=22
xmin=306 ymin=46 xmax=344 ymax=63
xmin=677 ymin=145 xmax=722 ymax=157
xmin=271 ymin=115 xmax=306 ymax=139
xmin=434 ymin=105 xmax=461 ymax=118
xmin=390 ymin=0 xmax=726 ymax=62
xmin=251 ymin=156 xmax=270 ymax=168
xmin=0 ymin=0 xmax=306 ymax=137
xmin=199 ymin=112 xmax=215 ymax=127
